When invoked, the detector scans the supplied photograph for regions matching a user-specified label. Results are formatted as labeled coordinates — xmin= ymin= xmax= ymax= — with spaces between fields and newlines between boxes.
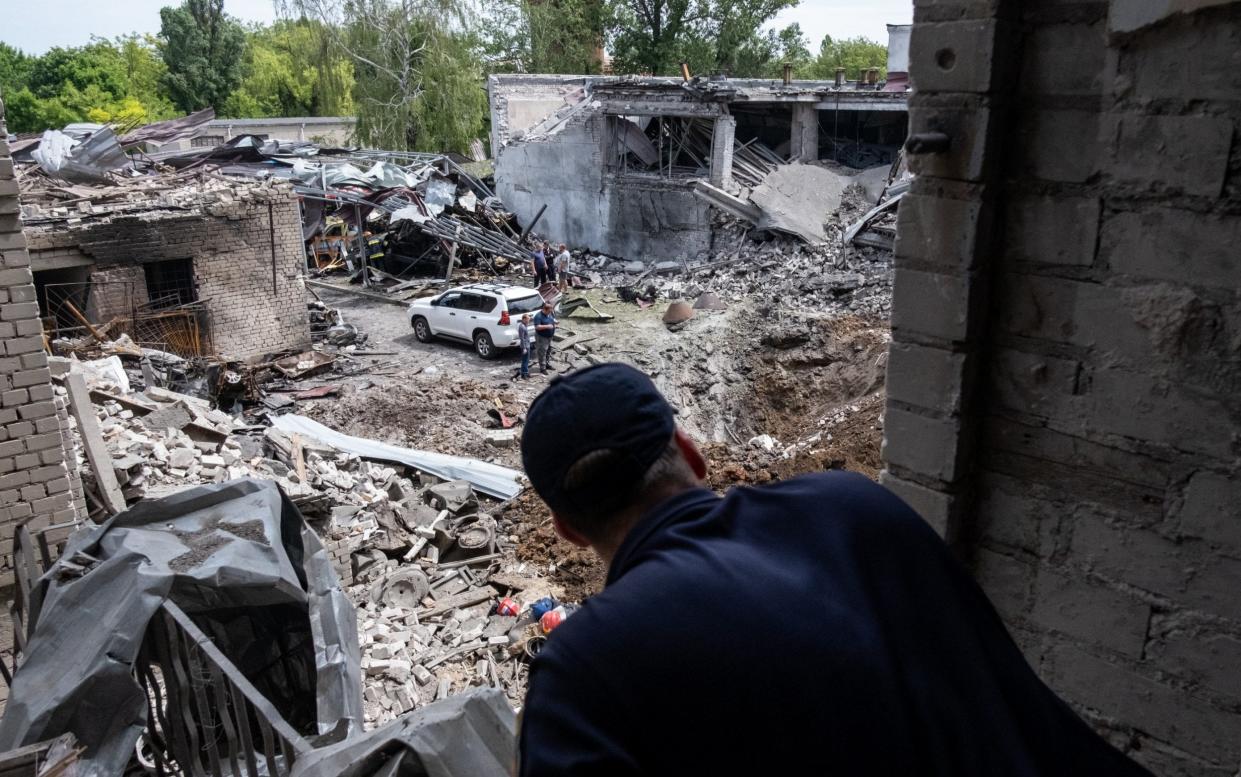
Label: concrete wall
xmin=26 ymin=194 xmax=310 ymax=360
xmin=202 ymin=117 xmax=355 ymax=146
xmin=0 ymin=94 xmax=82 ymax=583
xmin=494 ymin=113 xmax=713 ymax=261
xmin=882 ymin=2 xmax=1241 ymax=774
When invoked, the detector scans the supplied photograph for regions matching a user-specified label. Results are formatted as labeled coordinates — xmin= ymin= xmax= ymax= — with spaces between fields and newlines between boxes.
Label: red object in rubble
xmin=540 ymin=607 xmax=566 ymax=634
xmin=496 ymin=597 xmax=520 ymax=617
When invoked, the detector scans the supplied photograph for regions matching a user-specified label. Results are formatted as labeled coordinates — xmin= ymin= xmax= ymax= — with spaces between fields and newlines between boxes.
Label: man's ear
xmin=674 ymin=427 xmax=708 ymax=481
xmin=552 ymin=512 xmax=591 ymax=548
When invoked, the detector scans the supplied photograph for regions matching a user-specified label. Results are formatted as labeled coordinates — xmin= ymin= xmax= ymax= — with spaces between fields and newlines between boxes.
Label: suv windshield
xmin=507 ymin=294 xmax=544 ymax=314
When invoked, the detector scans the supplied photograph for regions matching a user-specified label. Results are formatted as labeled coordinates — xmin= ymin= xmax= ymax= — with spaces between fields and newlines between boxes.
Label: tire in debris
xmin=474 ymin=330 xmax=497 ymax=359
xmin=412 ymin=316 xmax=434 ymax=343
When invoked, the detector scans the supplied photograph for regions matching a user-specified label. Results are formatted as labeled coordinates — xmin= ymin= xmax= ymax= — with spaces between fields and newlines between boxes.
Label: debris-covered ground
xmin=44 ymin=170 xmax=892 ymax=727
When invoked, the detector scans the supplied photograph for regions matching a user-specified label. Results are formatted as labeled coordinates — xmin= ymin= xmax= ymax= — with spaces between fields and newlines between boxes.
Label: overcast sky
xmin=0 ymin=0 xmax=910 ymax=55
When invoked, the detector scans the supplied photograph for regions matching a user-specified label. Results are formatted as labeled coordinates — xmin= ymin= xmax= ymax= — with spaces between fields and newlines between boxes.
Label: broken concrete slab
xmin=749 ymin=164 xmax=850 ymax=244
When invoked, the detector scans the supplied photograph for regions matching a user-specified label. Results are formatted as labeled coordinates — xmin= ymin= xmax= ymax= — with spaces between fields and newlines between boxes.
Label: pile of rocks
xmin=584 ymin=185 xmax=893 ymax=320
xmin=66 ymin=363 xmax=574 ymax=727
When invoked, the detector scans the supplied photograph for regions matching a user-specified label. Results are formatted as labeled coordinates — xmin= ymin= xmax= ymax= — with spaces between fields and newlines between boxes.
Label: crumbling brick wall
xmin=0 ymin=94 xmax=83 ymax=582
xmin=881 ymin=2 xmax=1241 ymax=773
xmin=25 ymin=192 xmax=310 ymax=360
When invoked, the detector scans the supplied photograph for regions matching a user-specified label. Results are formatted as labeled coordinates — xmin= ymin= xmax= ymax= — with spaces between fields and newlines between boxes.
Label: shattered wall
xmin=490 ymin=75 xmax=716 ymax=261
xmin=0 ymin=94 xmax=82 ymax=583
xmin=26 ymin=190 xmax=311 ymax=360
xmin=881 ymin=1 xmax=1241 ymax=773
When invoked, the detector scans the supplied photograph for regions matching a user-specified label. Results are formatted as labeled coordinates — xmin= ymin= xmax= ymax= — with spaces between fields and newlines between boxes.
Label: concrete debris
xmin=748 ymin=164 xmax=851 ymax=244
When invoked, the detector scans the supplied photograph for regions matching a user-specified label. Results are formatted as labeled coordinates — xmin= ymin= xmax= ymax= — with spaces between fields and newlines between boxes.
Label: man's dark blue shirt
xmin=519 ymin=471 xmax=1151 ymax=776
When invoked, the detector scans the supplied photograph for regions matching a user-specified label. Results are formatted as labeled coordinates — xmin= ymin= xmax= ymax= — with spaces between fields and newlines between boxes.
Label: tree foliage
xmin=159 ymin=0 xmax=245 ymax=112
xmin=809 ymin=35 xmax=888 ymax=81
xmin=223 ymin=20 xmax=353 ymax=118
xmin=0 ymin=37 xmax=176 ymax=133
xmin=483 ymin=0 xmax=606 ymax=74
xmin=279 ymin=0 xmax=487 ymax=153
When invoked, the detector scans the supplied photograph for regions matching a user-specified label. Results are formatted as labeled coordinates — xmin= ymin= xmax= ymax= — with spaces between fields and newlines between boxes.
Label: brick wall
xmin=26 ymin=193 xmax=310 ymax=360
xmin=0 ymin=94 xmax=83 ymax=582
xmin=882 ymin=2 xmax=1241 ymax=773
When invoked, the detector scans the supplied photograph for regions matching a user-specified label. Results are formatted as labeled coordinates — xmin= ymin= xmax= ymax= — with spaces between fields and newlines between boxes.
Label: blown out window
xmin=143 ymin=258 xmax=198 ymax=309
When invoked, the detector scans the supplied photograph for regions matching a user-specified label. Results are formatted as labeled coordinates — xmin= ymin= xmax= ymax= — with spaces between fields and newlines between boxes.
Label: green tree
xmin=483 ymin=0 xmax=605 ymax=74
xmin=0 ymin=43 xmax=34 ymax=100
xmin=159 ymin=0 xmax=246 ymax=112
xmin=281 ymin=0 xmax=488 ymax=153
xmin=809 ymin=35 xmax=887 ymax=81
xmin=223 ymin=20 xmax=354 ymax=118
xmin=608 ymin=0 xmax=800 ymax=77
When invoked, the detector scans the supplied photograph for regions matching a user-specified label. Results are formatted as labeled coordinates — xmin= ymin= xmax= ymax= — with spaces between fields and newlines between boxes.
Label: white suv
xmin=408 ymin=283 xmax=546 ymax=359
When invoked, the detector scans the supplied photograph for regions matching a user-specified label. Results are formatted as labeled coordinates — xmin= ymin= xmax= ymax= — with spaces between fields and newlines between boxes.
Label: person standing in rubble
xmin=531 ymin=243 xmax=549 ymax=286
xmin=554 ymin=244 xmax=571 ymax=293
xmin=516 ymin=363 xmax=1155 ymax=777
xmin=517 ymin=314 xmax=532 ymax=380
xmin=533 ymin=302 xmax=557 ymax=375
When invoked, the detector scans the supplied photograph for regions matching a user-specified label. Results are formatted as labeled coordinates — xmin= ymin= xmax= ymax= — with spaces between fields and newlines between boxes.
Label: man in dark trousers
xmin=518 ymin=362 xmax=1152 ymax=777
xmin=532 ymin=302 xmax=557 ymax=375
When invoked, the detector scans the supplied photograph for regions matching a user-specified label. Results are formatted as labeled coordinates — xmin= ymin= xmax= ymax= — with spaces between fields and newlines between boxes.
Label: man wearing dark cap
xmin=518 ymin=362 xmax=1152 ymax=777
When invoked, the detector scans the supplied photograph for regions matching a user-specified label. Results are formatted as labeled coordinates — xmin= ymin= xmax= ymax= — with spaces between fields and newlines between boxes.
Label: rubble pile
xmin=62 ymin=361 xmax=576 ymax=726
xmin=587 ymin=183 xmax=892 ymax=319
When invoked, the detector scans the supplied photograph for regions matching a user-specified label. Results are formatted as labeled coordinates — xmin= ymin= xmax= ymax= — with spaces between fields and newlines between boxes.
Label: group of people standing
xmin=515 ymin=302 xmax=558 ymax=379
xmin=530 ymin=242 xmax=571 ymax=293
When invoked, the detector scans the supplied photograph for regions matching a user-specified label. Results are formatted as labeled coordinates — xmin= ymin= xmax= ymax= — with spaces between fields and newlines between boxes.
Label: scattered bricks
xmin=1005 ymin=195 xmax=1099 ymax=267
xmin=370 ymin=643 xmax=393 ymax=660
xmin=1177 ymin=471 xmax=1241 ymax=549
xmin=485 ymin=430 xmax=517 ymax=448
xmin=1042 ymin=643 xmax=1239 ymax=764
xmin=412 ymin=664 xmax=433 ymax=686
xmin=1029 ymin=565 xmax=1150 ymax=658
xmin=1109 ymin=114 xmax=1232 ymax=198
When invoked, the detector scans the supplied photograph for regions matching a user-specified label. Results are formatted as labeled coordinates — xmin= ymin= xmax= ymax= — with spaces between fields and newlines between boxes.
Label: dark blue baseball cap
xmin=521 ymin=363 xmax=675 ymax=516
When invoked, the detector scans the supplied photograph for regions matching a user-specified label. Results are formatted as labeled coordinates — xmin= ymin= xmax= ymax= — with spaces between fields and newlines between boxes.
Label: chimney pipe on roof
xmin=782 ymin=63 xmax=792 ymax=85
xmin=868 ymin=68 xmax=879 ymax=85
xmin=680 ymin=62 xmax=691 ymax=82
xmin=834 ymin=67 xmax=845 ymax=87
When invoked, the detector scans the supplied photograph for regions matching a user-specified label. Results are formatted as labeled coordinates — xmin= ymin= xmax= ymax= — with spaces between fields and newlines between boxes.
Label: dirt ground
xmin=310 ymin=277 xmax=890 ymax=601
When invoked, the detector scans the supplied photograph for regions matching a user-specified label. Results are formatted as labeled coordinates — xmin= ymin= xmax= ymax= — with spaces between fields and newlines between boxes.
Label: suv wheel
xmin=412 ymin=316 xmax=433 ymax=343
xmin=474 ymin=330 xmax=497 ymax=359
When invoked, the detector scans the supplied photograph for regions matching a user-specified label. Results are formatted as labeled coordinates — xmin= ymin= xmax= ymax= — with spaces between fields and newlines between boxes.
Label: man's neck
xmin=593 ymin=483 xmax=700 ymax=569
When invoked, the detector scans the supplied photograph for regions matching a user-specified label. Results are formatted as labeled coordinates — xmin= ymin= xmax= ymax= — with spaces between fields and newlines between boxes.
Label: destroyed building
xmin=489 ymin=69 xmax=908 ymax=259
xmin=881 ymin=1 xmax=1241 ymax=773
xmin=21 ymin=178 xmax=311 ymax=360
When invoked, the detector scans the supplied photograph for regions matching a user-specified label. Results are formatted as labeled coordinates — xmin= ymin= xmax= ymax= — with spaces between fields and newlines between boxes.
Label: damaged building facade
xmin=22 ymin=181 xmax=311 ymax=360
xmin=489 ymin=71 xmax=908 ymax=259
xmin=882 ymin=0 xmax=1241 ymax=773
xmin=0 ymin=99 xmax=83 ymax=586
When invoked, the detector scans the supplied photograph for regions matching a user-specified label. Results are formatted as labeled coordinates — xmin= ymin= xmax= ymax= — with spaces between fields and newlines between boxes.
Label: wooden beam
xmin=64 ymin=372 xmax=127 ymax=516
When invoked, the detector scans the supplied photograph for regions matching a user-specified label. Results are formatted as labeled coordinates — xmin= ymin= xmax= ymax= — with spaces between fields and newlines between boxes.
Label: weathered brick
xmin=1005 ymin=195 xmax=1099 ymax=266
xmin=1017 ymin=109 xmax=1101 ymax=183
xmin=887 ymin=341 xmax=970 ymax=415
xmin=1108 ymin=114 xmax=1232 ymax=198
xmin=882 ymin=407 xmax=970 ymax=483
xmin=1102 ymin=208 xmax=1241 ymax=290
xmin=1177 ymin=471 xmax=1241 ymax=550
xmin=1148 ymin=629 xmax=1241 ymax=701
xmin=1020 ymin=23 xmax=1106 ymax=96
xmin=1029 ymin=565 xmax=1150 ymax=657
xmin=908 ymin=19 xmax=1017 ymax=93
xmin=894 ymin=192 xmax=986 ymax=270
xmin=891 ymin=268 xmax=976 ymax=343
xmin=1042 ymin=643 xmax=1239 ymax=763
xmin=972 ymin=547 xmax=1033 ymax=624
